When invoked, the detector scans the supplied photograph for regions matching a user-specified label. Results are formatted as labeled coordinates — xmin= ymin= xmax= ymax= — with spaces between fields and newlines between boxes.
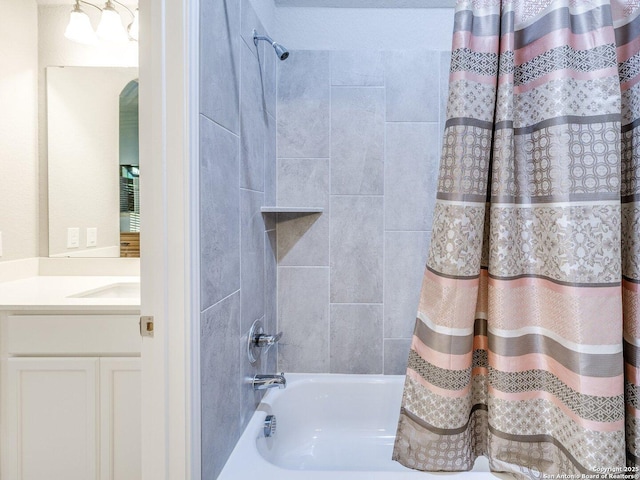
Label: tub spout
xmin=253 ymin=373 xmax=287 ymax=390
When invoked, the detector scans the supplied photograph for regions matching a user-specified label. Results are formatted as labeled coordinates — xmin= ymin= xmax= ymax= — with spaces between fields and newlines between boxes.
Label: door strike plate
xmin=140 ymin=316 xmax=154 ymax=337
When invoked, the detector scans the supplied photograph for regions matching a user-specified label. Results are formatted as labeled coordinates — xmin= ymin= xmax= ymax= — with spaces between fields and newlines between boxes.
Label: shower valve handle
xmin=254 ymin=331 xmax=283 ymax=348
xmin=247 ymin=319 xmax=282 ymax=364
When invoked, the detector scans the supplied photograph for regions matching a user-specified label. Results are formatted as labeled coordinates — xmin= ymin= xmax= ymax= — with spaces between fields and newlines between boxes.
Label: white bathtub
xmin=219 ymin=373 xmax=503 ymax=479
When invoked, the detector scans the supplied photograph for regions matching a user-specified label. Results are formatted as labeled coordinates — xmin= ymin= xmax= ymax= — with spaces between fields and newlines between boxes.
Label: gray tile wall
xmin=199 ymin=0 xmax=277 ymax=477
xmin=276 ymin=49 xmax=450 ymax=376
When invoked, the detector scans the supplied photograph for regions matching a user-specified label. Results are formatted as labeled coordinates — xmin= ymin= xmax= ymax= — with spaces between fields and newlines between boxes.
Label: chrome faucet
xmin=247 ymin=319 xmax=283 ymax=364
xmin=253 ymin=331 xmax=283 ymax=348
xmin=253 ymin=372 xmax=287 ymax=390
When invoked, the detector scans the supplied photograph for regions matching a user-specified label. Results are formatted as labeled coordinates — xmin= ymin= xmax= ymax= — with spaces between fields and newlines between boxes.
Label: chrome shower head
xmin=273 ymin=43 xmax=289 ymax=61
xmin=253 ymin=30 xmax=290 ymax=61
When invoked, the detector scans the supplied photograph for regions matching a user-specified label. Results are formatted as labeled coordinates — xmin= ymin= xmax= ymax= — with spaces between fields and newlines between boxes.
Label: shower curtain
xmin=393 ymin=0 xmax=640 ymax=477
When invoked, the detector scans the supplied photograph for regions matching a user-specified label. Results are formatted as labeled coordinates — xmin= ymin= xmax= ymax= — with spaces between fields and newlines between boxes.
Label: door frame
xmin=139 ymin=0 xmax=200 ymax=478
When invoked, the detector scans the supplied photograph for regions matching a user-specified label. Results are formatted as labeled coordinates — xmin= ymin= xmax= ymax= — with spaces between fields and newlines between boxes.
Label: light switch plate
xmin=86 ymin=227 xmax=97 ymax=247
xmin=67 ymin=227 xmax=80 ymax=248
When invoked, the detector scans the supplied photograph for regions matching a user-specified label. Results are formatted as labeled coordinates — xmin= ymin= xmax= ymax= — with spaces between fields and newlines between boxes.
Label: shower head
xmin=273 ymin=43 xmax=289 ymax=61
xmin=253 ymin=30 xmax=290 ymax=61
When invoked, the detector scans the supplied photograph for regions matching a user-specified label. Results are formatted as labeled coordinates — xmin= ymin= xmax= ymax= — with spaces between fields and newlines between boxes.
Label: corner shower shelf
xmin=260 ymin=207 xmax=324 ymax=214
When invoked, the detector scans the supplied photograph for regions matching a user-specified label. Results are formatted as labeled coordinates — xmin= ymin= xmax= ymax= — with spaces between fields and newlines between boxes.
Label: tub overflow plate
xmin=264 ymin=415 xmax=277 ymax=438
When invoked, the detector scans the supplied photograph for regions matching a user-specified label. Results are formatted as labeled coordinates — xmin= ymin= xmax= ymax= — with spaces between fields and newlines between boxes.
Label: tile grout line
xmin=199 ymin=112 xmax=240 ymax=139
xmin=326 ymin=193 xmax=385 ymax=197
xmin=277 ymin=265 xmax=330 ymax=269
xmin=261 ymin=27 xmax=269 ymax=376
xmin=274 ymin=69 xmax=279 ymax=372
xmin=261 ymin=38 xmax=268 ymax=377
xmin=201 ymin=289 xmax=242 ymax=315
xmin=328 ymin=50 xmax=333 ymax=375
xmin=382 ymin=59 xmax=387 ymax=375
xmin=237 ymin=0 xmax=245 ymax=423
xmin=384 ymin=120 xmax=439 ymax=124
xmin=330 ymin=302 xmax=383 ymax=306
xmin=331 ymin=85 xmax=386 ymax=89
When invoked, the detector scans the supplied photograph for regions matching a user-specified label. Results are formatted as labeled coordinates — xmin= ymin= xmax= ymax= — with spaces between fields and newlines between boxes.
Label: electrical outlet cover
xmin=67 ymin=227 xmax=80 ymax=248
xmin=87 ymin=227 xmax=97 ymax=247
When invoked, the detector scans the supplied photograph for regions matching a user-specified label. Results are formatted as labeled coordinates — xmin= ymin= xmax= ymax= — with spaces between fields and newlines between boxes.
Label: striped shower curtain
xmin=393 ymin=0 xmax=640 ymax=476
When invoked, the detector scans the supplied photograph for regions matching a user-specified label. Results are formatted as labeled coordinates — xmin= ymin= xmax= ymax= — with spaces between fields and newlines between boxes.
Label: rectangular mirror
xmin=47 ymin=66 xmax=139 ymax=258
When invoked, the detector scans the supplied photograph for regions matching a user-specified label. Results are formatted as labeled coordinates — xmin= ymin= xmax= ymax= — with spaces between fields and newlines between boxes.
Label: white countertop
xmin=0 ymin=276 xmax=140 ymax=312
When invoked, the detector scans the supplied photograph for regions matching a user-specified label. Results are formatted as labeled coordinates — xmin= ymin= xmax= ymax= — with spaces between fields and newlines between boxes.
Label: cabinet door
xmin=6 ymin=358 xmax=99 ymax=480
xmin=100 ymin=358 xmax=141 ymax=480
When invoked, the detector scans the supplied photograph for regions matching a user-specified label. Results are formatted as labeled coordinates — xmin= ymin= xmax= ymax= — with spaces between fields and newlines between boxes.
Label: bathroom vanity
xmin=0 ymin=274 xmax=141 ymax=480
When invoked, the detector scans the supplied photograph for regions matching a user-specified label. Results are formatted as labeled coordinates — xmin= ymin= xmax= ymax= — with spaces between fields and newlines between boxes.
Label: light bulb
xmin=64 ymin=5 xmax=98 ymax=45
xmin=96 ymin=2 xmax=128 ymax=43
xmin=128 ymin=8 xmax=139 ymax=41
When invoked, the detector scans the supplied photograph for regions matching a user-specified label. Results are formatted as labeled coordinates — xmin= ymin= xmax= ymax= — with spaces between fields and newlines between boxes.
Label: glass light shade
xmin=96 ymin=5 xmax=128 ymax=43
xmin=128 ymin=9 xmax=139 ymax=41
xmin=64 ymin=9 xmax=98 ymax=45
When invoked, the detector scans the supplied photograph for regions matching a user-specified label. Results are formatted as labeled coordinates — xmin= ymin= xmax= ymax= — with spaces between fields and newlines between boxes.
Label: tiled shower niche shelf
xmin=260 ymin=207 xmax=324 ymax=213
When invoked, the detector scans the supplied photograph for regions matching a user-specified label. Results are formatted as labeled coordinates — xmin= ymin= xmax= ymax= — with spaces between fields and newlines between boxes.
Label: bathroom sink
xmin=69 ymin=282 xmax=140 ymax=299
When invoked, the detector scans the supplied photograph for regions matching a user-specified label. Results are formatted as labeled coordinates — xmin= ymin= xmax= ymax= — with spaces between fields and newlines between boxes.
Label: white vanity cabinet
xmin=1 ymin=313 xmax=141 ymax=480
xmin=7 ymin=357 xmax=100 ymax=480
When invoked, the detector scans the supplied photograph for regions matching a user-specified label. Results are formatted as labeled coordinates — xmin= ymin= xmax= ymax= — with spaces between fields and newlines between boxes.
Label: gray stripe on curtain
xmin=402 ymin=405 xmax=488 ymax=436
xmin=488 ymin=425 xmax=594 ymax=475
xmin=489 ymin=334 xmax=623 ymax=376
xmin=490 ymin=193 xmax=622 ymax=204
xmin=495 ymin=113 xmax=621 ymax=134
xmin=515 ymin=5 xmax=614 ymax=49
xmin=453 ymin=6 xmax=614 ymax=48
xmin=615 ymin=11 xmax=640 ymax=46
xmin=453 ymin=10 xmax=501 ymax=37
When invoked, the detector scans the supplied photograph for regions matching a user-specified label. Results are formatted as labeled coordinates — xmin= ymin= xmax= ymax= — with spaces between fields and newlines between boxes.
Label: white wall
xmin=250 ymin=0 xmax=456 ymax=52
xmin=38 ymin=5 xmax=138 ymax=256
xmin=0 ymin=0 xmax=39 ymax=262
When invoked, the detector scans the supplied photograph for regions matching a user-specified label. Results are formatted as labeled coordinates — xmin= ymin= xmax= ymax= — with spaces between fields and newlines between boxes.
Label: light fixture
xmin=64 ymin=1 xmax=98 ymax=45
xmin=97 ymin=1 xmax=128 ymax=43
xmin=128 ymin=8 xmax=139 ymax=41
xmin=64 ymin=0 xmax=138 ymax=45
